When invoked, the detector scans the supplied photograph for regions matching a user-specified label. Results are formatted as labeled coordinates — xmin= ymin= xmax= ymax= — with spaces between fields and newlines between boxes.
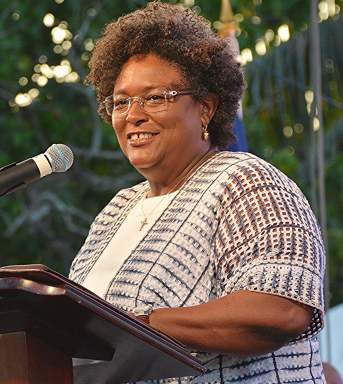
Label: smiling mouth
xmin=127 ymin=132 xmax=159 ymax=143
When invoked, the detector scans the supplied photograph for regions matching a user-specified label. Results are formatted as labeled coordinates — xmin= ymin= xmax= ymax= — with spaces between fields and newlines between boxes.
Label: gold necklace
xmin=138 ymin=149 xmax=218 ymax=231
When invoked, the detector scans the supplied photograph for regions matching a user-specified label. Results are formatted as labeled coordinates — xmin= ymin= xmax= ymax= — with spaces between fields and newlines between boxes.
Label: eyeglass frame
xmin=103 ymin=89 xmax=193 ymax=117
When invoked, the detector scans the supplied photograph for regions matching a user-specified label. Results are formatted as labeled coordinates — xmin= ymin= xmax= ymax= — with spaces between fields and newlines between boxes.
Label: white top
xmin=82 ymin=191 xmax=177 ymax=298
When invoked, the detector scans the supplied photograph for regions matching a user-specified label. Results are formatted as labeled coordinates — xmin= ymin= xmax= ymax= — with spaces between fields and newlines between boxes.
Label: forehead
xmin=113 ymin=53 xmax=186 ymax=94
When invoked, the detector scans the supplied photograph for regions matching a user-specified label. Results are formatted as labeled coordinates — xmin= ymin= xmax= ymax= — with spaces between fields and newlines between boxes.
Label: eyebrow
xmin=114 ymin=81 xmax=187 ymax=95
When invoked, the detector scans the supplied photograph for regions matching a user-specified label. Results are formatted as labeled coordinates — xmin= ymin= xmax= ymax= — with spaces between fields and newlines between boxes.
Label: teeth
xmin=129 ymin=133 xmax=154 ymax=140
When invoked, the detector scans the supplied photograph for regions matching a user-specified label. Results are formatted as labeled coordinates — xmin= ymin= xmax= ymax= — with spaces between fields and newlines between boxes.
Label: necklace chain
xmin=138 ymin=149 xmax=217 ymax=231
xmin=139 ymin=192 xmax=175 ymax=231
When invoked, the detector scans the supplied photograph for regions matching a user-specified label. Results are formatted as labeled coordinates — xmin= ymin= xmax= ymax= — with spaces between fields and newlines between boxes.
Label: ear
xmin=200 ymin=93 xmax=219 ymax=127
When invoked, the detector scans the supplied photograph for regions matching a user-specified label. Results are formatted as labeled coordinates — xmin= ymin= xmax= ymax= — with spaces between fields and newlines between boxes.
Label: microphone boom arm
xmin=0 ymin=159 xmax=41 ymax=197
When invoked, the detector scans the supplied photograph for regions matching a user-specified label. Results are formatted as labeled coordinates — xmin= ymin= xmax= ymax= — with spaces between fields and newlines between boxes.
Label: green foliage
xmin=0 ymin=0 xmax=342 ymax=307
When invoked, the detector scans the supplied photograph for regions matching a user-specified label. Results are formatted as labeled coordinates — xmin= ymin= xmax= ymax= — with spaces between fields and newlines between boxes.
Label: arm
xmin=148 ymin=290 xmax=313 ymax=356
xmin=144 ymin=158 xmax=323 ymax=356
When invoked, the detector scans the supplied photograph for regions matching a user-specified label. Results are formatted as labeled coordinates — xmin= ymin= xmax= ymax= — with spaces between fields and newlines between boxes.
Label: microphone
xmin=0 ymin=144 xmax=74 ymax=196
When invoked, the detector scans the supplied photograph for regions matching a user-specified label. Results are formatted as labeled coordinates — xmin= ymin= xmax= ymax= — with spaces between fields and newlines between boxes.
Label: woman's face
xmin=111 ymin=53 xmax=209 ymax=176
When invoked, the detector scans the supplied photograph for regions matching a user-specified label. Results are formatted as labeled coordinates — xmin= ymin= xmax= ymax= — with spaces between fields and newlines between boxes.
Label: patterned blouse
xmin=69 ymin=151 xmax=326 ymax=384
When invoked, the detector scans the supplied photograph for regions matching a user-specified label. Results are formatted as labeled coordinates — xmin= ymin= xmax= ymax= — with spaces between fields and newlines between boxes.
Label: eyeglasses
xmin=104 ymin=89 xmax=193 ymax=117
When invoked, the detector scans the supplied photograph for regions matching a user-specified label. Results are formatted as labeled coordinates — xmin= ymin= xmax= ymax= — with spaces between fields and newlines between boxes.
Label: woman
xmin=70 ymin=2 xmax=326 ymax=383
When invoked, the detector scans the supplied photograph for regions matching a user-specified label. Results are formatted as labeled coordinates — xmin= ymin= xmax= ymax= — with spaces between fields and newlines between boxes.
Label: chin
xmin=128 ymin=155 xmax=157 ymax=170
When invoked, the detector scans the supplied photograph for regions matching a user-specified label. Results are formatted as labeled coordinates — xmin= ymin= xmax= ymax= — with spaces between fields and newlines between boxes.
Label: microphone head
xmin=45 ymin=144 xmax=74 ymax=173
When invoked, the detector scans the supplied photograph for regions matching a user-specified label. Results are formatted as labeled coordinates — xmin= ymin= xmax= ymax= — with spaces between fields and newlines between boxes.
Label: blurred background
xmin=0 ymin=0 xmax=342 ymax=371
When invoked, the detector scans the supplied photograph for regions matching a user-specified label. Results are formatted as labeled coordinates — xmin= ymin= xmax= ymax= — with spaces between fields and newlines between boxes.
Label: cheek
xmin=174 ymin=107 xmax=202 ymax=138
xmin=112 ymin=121 xmax=126 ymax=149
xmin=111 ymin=119 xmax=120 ymax=138
xmin=112 ymin=116 xmax=120 ymax=137
xmin=169 ymin=103 xmax=201 ymax=127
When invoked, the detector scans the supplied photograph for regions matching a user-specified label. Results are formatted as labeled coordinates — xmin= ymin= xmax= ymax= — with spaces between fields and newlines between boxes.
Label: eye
xmin=113 ymin=97 xmax=130 ymax=108
xmin=146 ymin=93 xmax=165 ymax=104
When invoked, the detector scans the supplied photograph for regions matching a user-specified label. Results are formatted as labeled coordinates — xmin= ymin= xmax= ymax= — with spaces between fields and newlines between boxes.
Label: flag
xmin=218 ymin=0 xmax=248 ymax=152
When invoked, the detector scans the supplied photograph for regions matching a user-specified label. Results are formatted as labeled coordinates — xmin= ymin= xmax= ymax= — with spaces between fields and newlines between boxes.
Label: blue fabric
xmin=228 ymin=116 xmax=248 ymax=152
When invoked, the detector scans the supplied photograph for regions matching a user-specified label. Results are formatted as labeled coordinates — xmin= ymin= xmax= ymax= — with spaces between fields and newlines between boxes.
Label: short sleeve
xmin=213 ymin=157 xmax=325 ymax=340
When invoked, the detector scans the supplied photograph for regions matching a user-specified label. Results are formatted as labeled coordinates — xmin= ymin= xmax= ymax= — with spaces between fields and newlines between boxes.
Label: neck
xmin=146 ymin=146 xmax=218 ymax=197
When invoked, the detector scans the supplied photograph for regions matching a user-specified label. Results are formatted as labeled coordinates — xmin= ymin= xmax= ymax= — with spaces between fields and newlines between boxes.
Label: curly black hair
xmin=86 ymin=1 xmax=244 ymax=148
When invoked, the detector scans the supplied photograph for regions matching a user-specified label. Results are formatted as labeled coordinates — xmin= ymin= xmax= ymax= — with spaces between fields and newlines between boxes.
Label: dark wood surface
xmin=0 ymin=264 xmax=205 ymax=383
xmin=0 ymin=331 xmax=73 ymax=384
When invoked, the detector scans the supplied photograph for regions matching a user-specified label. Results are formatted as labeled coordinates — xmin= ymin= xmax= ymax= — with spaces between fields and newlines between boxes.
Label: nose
xmin=125 ymin=99 xmax=148 ymax=125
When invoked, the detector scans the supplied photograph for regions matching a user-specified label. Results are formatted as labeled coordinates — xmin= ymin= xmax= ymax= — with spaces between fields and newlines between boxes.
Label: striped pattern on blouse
xmin=70 ymin=151 xmax=326 ymax=384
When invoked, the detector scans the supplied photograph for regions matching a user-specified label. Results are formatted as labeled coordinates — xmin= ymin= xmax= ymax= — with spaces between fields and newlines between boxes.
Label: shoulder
xmin=89 ymin=180 xmax=149 ymax=230
xmin=112 ymin=179 xmax=149 ymax=201
xmin=102 ymin=180 xmax=148 ymax=211
xmin=215 ymin=151 xmax=294 ymax=184
xmin=213 ymin=151 xmax=308 ymax=205
xmin=69 ymin=180 xmax=148 ymax=281
xmin=212 ymin=151 xmax=322 ymax=242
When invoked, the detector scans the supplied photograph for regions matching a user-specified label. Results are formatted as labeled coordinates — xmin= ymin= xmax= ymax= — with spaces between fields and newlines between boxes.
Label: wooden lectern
xmin=0 ymin=264 xmax=205 ymax=384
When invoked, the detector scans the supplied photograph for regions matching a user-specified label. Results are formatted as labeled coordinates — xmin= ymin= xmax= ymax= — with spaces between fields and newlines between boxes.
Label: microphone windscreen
xmin=45 ymin=144 xmax=74 ymax=173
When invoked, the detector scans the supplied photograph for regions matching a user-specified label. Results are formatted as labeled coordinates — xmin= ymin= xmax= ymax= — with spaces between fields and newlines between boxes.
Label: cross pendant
xmin=139 ymin=217 xmax=148 ymax=231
